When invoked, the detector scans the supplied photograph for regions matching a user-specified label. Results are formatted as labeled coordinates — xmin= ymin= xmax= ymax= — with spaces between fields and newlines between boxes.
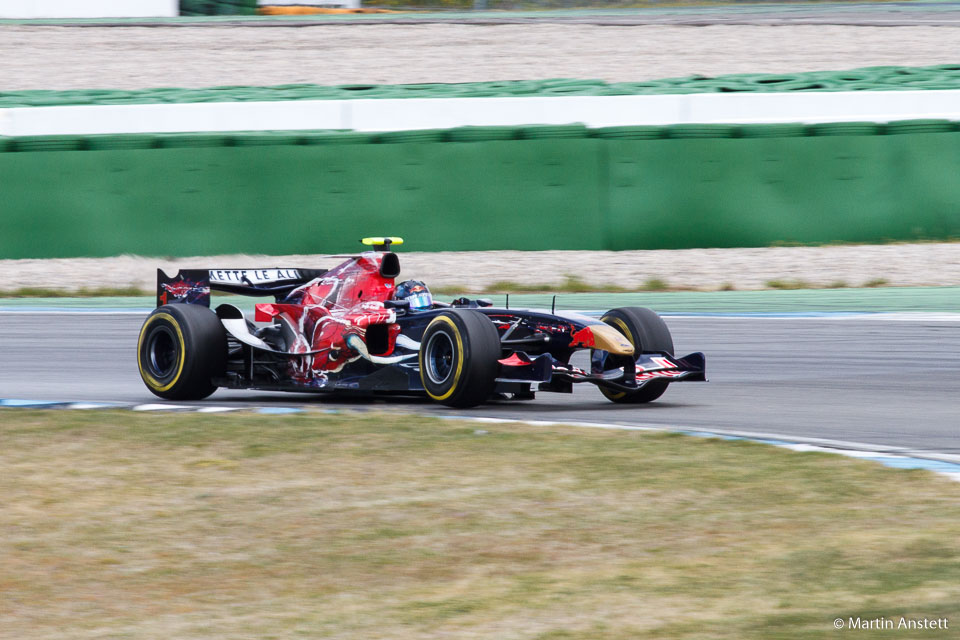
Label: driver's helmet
xmin=394 ymin=280 xmax=433 ymax=310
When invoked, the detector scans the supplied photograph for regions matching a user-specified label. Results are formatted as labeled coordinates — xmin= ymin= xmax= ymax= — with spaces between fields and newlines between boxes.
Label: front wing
xmin=497 ymin=351 xmax=707 ymax=393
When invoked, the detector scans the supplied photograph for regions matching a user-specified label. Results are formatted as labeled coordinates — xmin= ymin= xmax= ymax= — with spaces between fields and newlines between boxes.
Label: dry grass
xmin=2 ymin=410 xmax=959 ymax=639
xmin=0 ymin=286 xmax=148 ymax=298
xmin=481 ymin=275 xmax=632 ymax=294
xmin=434 ymin=275 xmax=675 ymax=295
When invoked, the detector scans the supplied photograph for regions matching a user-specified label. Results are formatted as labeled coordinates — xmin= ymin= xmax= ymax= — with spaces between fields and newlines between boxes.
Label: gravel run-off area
xmin=1 ymin=24 xmax=959 ymax=89
xmin=4 ymin=244 xmax=959 ymax=293
xmin=2 ymin=23 xmax=959 ymax=288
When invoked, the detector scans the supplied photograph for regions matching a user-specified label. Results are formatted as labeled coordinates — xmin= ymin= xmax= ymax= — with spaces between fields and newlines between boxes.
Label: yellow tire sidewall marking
xmin=602 ymin=315 xmax=635 ymax=400
xmin=421 ymin=315 xmax=464 ymax=402
xmin=137 ymin=312 xmax=186 ymax=393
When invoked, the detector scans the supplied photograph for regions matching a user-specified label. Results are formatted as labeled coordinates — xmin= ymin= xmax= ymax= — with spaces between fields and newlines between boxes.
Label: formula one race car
xmin=137 ymin=238 xmax=705 ymax=408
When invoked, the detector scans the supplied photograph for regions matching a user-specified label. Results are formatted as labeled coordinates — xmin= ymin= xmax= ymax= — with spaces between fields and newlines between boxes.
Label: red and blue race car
xmin=137 ymin=238 xmax=705 ymax=408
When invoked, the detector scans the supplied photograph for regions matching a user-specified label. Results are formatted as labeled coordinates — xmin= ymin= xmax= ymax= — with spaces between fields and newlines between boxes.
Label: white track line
xmin=5 ymin=398 xmax=960 ymax=477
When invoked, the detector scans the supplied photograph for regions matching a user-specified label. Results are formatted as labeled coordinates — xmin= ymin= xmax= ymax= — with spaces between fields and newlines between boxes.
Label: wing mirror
xmin=451 ymin=297 xmax=492 ymax=308
xmin=384 ymin=299 xmax=410 ymax=310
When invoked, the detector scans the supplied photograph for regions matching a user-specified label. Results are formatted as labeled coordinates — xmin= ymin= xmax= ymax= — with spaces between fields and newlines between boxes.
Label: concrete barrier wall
xmin=4 ymin=90 xmax=960 ymax=136
xmin=602 ymin=133 xmax=960 ymax=249
xmin=0 ymin=0 xmax=177 ymax=18
xmin=0 ymin=137 xmax=604 ymax=258
xmin=2 ymin=125 xmax=959 ymax=259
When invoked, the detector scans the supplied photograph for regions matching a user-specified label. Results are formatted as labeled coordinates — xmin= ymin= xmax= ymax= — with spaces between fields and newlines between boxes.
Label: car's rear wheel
xmin=137 ymin=304 xmax=227 ymax=400
xmin=419 ymin=310 xmax=501 ymax=408
xmin=597 ymin=306 xmax=674 ymax=404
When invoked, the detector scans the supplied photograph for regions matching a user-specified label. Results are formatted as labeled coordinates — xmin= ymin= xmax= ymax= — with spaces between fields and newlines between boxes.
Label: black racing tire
xmin=419 ymin=310 xmax=501 ymax=408
xmin=137 ymin=304 xmax=227 ymax=400
xmin=598 ymin=307 xmax=674 ymax=404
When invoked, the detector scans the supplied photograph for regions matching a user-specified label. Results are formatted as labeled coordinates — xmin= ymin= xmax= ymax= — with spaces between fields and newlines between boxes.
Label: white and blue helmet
xmin=394 ymin=280 xmax=433 ymax=310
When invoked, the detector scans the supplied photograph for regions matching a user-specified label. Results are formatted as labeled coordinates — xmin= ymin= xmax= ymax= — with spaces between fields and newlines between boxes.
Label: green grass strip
xmin=2 ymin=409 xmax=958 ymax=639
xmin=3 ymin=287 xmax=959 ymax=314
xmin=3 ymin=63 xmax=960 ymax=108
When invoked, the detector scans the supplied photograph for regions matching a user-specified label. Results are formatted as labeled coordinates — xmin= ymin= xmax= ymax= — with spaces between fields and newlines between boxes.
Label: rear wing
xmin=157 ymin=268 xmax=327 ymax=307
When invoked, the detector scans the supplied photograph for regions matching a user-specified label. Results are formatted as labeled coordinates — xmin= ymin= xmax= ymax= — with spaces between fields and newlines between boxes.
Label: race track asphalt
xmin=2 ymin=312 xmax=958 ymax=455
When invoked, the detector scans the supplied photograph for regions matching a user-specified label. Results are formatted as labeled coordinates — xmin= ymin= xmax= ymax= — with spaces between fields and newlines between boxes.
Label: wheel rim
xmin=145 ymin=325 xmax=179 ymax=382
xmin=425 ymin=329 xmax=455 ymax=385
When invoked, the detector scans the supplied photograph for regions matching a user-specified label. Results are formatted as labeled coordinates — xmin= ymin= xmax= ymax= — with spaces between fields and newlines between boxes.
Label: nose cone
xmin=591 ymin=324 xmax=635 ymax=356
xmin=570 ymin=324 xmax=634 ymax=355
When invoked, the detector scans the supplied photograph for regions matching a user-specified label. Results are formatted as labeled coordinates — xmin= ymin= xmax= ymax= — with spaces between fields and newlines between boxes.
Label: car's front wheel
xmin=137 ymin=304 xmax=227 ymax=400
xmin=419 ymin=310 xmax=501 ymax=408
xmin=597 ymin=306 xmax=674 ymax=404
